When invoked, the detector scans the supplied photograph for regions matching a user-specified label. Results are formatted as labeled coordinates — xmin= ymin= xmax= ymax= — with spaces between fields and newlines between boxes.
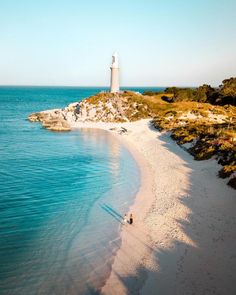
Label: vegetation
xmin=220 ymin=77 xmax=236 ymax=97
xmin=162 ymin=77 xmax=236 ymax=106
xmin=143 ymin=90 xmax=161 ymax=96
xmin=150 ymin=89 xmax=236 ymax=189
xmin=84 ymin=77 xmax=236 ymax=189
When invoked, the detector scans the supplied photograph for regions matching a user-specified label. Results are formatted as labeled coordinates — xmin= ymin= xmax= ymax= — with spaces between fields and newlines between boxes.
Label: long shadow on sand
xmin=100 ymin=203 xmax=124 ymax=224
xmin=103 ymin=121 xmax=236 ymax=295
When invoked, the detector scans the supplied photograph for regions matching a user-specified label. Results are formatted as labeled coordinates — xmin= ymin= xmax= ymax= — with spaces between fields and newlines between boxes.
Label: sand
xmin=73 ymin=119 xmax=236 ymax=295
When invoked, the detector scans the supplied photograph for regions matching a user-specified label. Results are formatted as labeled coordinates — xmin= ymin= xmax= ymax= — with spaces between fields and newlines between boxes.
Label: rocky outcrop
xmin=28 ymin=111 xmax=71 ymax=131
xmin=28 ymin=92 xmax=152 ymax=131
xmin=28 ymin=103 xmax=80 ymax=131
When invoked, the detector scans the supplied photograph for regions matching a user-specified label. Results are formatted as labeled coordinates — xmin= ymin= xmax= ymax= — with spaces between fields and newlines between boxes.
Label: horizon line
xmin=0 ymin=84 xmax=206 ymax=88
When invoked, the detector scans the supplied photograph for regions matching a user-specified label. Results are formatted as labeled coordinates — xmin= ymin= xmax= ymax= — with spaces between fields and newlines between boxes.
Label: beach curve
xmin=72 ymin=119 xmax=236 ymax=295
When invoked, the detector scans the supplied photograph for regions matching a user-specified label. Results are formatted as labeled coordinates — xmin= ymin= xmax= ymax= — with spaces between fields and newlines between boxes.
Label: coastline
xmin=73 ymin=120 xmax=156 ymax=294
xmin=100 ymin=122 xmax=156 ymax=294
xmin=73 ymin=119 xmax=236 ymax=295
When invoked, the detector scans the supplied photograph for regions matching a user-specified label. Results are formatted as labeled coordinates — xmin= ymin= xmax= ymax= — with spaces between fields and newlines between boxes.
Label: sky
xmin=0 ymin=0 xmax=235 ymax=87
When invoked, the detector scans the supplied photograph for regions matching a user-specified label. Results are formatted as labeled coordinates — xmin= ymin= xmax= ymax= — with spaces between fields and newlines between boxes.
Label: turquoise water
xmin=0 ymin=86 xmax=162 ymax=294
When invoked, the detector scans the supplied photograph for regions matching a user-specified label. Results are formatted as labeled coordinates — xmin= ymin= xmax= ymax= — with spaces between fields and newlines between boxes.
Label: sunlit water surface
xmin=0 ymin=86 xmax=162 ymax=294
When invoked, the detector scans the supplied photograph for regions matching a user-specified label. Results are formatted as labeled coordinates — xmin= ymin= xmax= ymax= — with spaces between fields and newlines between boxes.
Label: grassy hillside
xmin=29 ymin=80 xmax=235 ymax=189
xmin=85 ymin=90 xmax=236 ymax=189
xmin=150 ymin=98 xmax=235 ymax=188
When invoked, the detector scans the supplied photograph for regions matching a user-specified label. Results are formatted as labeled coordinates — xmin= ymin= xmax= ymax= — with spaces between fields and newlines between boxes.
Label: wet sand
xmin=74 ymin=119 xmax=236 ymax=295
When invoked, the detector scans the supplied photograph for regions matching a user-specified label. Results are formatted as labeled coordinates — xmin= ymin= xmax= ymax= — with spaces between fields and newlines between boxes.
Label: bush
xmin=228 ymin=177 xmax=236 ymax=189
xmin=218 ymin=165 xmax=236 ymax=178
xmin=163 ymin=77 xmax=236 ymax=106
xmin=143 ymin=91 xmax=160 ymax=96
xmin=161 ymin=95 xmax=174 ymax=103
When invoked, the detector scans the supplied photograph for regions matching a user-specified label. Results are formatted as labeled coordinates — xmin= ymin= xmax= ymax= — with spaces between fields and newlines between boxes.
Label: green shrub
xmin=218 ymin=165 xmax=236 ymax=178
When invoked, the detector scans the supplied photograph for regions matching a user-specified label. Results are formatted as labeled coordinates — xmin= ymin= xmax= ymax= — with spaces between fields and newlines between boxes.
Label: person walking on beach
xmin=129 ymin=213 xmax=133 ymax=225
xmin=123 ymin=214 xmax=127 ymax=224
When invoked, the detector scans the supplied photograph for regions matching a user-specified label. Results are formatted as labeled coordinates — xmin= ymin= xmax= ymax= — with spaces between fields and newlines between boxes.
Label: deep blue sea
xmin=0 ymin=86 xmax=163 ymax=295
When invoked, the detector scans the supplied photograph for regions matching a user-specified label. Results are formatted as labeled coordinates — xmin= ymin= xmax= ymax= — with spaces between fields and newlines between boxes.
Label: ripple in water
xmin=0 ymin=129 xmax=140 ymax=295
xmin=0 ymin=87 xmax=141 ymax=295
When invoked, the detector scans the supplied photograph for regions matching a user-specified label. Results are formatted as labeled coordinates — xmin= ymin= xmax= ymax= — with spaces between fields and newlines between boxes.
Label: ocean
xmin=0 ymin=86 xmax=163 ymax=294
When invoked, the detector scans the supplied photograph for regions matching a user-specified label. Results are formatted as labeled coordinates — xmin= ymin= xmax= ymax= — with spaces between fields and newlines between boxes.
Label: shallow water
xmin=0 ymin=86 xmax=162 ymax=294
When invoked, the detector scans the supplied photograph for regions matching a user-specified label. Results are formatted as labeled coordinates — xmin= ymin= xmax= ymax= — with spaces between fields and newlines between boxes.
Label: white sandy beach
xmin=72 ymin=119 xmax=236 ymax=295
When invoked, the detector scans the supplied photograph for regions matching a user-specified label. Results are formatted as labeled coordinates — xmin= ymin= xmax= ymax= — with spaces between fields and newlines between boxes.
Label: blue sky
xmin=0 ymin=0 xmax=235 ymax=86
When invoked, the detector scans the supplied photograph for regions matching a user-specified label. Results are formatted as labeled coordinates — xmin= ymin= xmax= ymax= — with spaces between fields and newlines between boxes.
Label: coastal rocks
xmin=73 ymin=91 xmax=151 ymax=123
xmin=28 ymin=91 xmax=144 ymax=131
xmin=42 ymin=118 xmax=71 ymax=131
xmin=46 ymin=121 xmax=71 ymax=132
xmin=63 ymin=102 xmax=79 ymax=112
xmin=28 ymin=111 xmax=53 ymax=122
xmin=109 ymin=126 xmax=129 ymax=135
xmin=28 ymin=113 xmax=39 ymax=122
xmin=28 ymin=109 xmax=72 ymax=132
xmin=28 ymin=91 xmax=152 ymax=132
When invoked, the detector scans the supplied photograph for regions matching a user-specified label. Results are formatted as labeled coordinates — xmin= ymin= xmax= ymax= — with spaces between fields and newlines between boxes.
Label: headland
xmin=28 ymin=79 xmax=236 ymax=294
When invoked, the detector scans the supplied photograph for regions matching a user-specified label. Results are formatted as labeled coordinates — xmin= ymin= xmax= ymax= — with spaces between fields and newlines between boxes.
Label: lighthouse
xmin=110 ymin=52 xmax=120 ymax=93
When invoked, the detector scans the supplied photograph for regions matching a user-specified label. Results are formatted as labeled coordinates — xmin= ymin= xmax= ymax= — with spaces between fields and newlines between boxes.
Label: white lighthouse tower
xmin=110 ymin=52 xmax=120 ymax=93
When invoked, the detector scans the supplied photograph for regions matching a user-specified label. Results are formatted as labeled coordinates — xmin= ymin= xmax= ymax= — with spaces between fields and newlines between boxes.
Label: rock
xmin=42 ymin=118 xmax=71 ymax=132
xmin=47 ymin=124 xmax=71 ymax=132
xmin=28 ymin=113 xmax=41 ymax=122
xmin=65 ymin=102 xmax=79 ymax=112
xmin=41 ymin=119 xmax=59 ymax=128
xmin=28 ymin=109 xmax=71 ymax=131
xmin=28 ymin=111 xmax=54 ymax=122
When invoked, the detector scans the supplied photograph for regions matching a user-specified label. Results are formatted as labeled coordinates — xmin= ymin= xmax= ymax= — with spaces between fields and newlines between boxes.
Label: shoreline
xmin=100 ymin=122 xmax=156 ymax=294
xmin=74 ymin=120 xmax=157 ymax=293
xmin=73 ymin=119 xmax=236 ymax=294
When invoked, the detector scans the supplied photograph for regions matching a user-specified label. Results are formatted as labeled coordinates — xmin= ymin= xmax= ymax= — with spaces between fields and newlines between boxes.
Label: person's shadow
xmin=99 ymin=203 xmax=125 ymax=224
